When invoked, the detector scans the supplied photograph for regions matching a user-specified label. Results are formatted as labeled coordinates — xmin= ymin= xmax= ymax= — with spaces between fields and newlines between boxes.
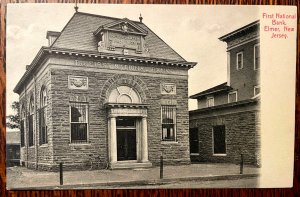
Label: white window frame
xmin=236 ymin=52 xmax=243 ymax=70
xmin=206 ymin=96 xmax=214 ymax=107
xmin=161 ymin=105 xmax=176 ymax=142
xmin=69 ymin=102 xmax=89 ymax=144
xmin=212 ymin=125 xmax=227 ymax=156
xmin=228 ymin=91 xmax=237 ymax=103
xmin=254 ymin=85 xmax=260 ymax=96
xmin=254 ymin=44 xmax=260 ymax=70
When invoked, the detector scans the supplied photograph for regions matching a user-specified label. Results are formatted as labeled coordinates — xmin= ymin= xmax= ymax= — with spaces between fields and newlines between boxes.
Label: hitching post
xmin=60 ymin=162 xmax=63 ymax=185
xmin=160 ymin=155 xmax=163 ymax=179
xmin=240 ymin=154 xmax=244 ymax=174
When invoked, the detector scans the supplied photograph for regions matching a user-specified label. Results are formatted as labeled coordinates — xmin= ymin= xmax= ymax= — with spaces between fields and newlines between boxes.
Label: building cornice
xmin=219 ymin=20 xmax=259 ymax=42
xmin=14 ymin=47 xmax=197 ymax=94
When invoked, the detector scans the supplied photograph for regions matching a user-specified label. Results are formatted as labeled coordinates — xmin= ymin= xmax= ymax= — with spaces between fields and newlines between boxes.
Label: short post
xmin=240 ymin=154 xmax=244 ymax=174
xmin=160 ymin=155 xmax=163 ymax=179
xmin=59 ymin=162 xmax=63 ymax=185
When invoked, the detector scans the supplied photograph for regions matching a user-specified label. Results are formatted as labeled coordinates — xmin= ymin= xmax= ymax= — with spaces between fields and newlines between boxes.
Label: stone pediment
xmin=94 ymin=18 xmax=148 ymax=36
xmin=94 ymin=18 xmax=149 ymax=57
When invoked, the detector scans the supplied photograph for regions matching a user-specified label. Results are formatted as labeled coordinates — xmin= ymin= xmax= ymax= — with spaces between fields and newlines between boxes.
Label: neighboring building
xmin=189 ymin=21 xmax=260 ymax=166
xmin=6 ymin=130 xmax=21 ymax=167
xmin=14 ymin=11 xmax=196 ymax=170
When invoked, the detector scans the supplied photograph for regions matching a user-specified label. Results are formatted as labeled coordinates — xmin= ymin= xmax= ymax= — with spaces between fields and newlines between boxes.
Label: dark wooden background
xmin=0 ymin=0 xmax=299 ymax=196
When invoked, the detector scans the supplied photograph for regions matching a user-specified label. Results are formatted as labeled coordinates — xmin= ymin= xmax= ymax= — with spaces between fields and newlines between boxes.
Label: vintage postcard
xmin=5 ymin=4 xmax=297 ymax=189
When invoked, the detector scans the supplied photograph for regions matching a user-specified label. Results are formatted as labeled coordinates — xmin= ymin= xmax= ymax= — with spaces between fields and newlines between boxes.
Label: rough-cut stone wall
xmin=189 ymin=104 xmax=260 ymax=166
xmin=19 ymin=66 xmax=53 ymax=170
xmin=47 ymin=58 xmax=190 ymax=170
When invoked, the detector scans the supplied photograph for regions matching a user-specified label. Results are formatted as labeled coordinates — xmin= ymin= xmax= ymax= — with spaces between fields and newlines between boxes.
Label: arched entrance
xmin=106 ymin=85 xmax=151 ymax=169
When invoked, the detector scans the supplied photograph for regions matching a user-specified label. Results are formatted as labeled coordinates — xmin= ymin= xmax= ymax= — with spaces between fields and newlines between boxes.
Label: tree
xmin=6 ymin=101 xmax=20 ymax=129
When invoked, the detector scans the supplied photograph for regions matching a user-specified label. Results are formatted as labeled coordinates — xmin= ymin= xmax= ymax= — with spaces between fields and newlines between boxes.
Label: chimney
xmin=46 ymin=31 xmax=60 ymax=46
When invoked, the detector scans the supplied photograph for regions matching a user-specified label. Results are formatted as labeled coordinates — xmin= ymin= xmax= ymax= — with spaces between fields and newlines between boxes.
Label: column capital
xmin=108 ymin=114 xmax=117 ymax=118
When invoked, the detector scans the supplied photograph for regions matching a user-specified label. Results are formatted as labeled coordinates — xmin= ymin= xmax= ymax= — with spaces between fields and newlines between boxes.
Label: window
xmin=108 ymin=86 xmax=141 ymax=104
xmin=39 ymin=87 xmax=47 ymax=145
xmin=161 ymin=105 xmax=176 ymax=141
xmin=70 ymin=102 xmax=88 ymax=143
xmin=236 ymin=52 xmax=243 ymax=70
xmin=20 ymin=106 xmax=25 ymax=147
xmin=28 ymin=97 xmax=34 ymax=147
xmin=189 ymin=128 xmax=199 ymax=154
xmin=254 ymin=85 xmax=260 ymax=96
xmin=206 ymin=96 xmax=214 ymax=107
xmin=213 ymin=125 xmax=226 ymax=155
xmin=254 ymin=44 xmax=260 ymax=70
xmin=228 ymin=91 xmax=237 ymax=103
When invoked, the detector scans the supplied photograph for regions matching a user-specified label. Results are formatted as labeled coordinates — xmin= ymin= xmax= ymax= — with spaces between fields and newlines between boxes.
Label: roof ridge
xmin=75 ymin=11 xmax=142 ymax=24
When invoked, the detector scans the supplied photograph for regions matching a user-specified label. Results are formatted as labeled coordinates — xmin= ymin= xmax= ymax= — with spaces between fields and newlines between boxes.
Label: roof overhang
xmin=189 ymin=98 xmax=259 ymax=115
xmin=14 ymin=47 xmax=197 ymax=94
xmin=189 ymin=83 xmax=232 ymax=99
xmin=219 ymin=20 xmax=259 ymax=42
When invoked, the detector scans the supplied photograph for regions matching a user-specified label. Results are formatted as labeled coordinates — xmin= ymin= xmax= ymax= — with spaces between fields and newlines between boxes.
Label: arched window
xmin=108 ymin=86 xmax=141 ymax=104
xmin=40 ymin=87 xmax=47 ymax=107
xmin=28 ymin=96 xmax=34 ymax=146
xmin=39 ymin=87 xmax=47 ymax=145
xmin=20 ymin=105 xmax=25 ymax=147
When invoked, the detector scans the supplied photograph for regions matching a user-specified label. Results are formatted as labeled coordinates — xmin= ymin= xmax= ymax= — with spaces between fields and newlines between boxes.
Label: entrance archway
xmin=105 ymin=84 xmax=151 ymax=169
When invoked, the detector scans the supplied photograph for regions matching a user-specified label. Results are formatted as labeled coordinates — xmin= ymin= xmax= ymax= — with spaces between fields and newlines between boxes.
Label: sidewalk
xmin=7 ymin=163 xmax=260 ymax=189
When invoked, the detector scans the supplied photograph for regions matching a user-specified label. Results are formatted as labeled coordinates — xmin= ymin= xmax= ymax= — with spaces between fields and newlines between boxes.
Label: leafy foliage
xmin=6 ymin=101 xmax=20 ymax=129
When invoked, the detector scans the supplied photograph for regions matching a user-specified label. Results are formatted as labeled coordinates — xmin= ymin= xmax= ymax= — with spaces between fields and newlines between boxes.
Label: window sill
xmin=161 ymin=141 xmax=178 ymax=144
xmin=190 ymin=153 xmax=200 ymax=156
xmin=69 ymin=143 xmax=91 ymax=146
xmin=213 ymin=154 xmax=227 ymax=156
xmin=39 ymin=144 xmax=48 ymax=148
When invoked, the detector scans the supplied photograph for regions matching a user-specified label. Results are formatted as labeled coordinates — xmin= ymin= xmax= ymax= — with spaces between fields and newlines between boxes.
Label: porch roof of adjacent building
xmin=219 ymin=20 xmax=259 ymax=42
xmin=14 ymin=11 xmax=197 ymax=94
xmin=189 ymin=98 xmax=259 ymax=115
xmin=189 ymin=82 xmax=232 ymax=99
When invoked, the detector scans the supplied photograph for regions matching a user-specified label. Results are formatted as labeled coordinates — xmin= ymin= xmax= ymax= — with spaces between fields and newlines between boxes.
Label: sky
xmin=6 ymin=4 xmax=259 ymax=116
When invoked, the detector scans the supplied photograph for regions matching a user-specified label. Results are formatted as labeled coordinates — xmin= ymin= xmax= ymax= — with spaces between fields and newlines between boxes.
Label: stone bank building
xmin=189 ymin=21 xmax=260 ymax=166
xmin=14 ymin=12 xmax=196 ymax=170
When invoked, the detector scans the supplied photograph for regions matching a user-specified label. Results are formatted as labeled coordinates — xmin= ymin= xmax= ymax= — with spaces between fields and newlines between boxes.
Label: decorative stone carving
xmin=94 ymin=19 xmax=149 ymax=56
xmin=68 ymin=76 xmax=88 ymax=90
xmin=161 ymin=83 xmax=176 ymax=95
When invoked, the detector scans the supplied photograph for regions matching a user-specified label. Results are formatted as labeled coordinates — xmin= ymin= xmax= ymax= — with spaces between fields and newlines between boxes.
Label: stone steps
xmin=110 ymin=161 xmax=152 ymax=169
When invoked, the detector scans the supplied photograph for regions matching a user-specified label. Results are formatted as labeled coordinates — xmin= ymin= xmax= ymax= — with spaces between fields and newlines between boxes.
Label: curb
xmin=10 ymin=173 xmax=259 ymax=190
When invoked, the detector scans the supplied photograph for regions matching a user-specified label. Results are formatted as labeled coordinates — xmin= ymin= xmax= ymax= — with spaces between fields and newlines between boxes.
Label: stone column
xmin=141 ymin=116 xmax=149 ymax=162
xmin=110 ymin=116 xmax=117 ymax=163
